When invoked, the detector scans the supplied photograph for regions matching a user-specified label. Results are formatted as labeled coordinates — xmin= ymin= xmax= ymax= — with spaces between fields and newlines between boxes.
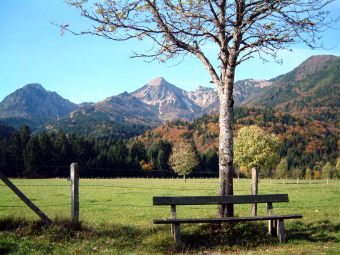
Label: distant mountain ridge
xmin=0 ymin=83 xmax=80 ymax=118
xmin=1 ymin=54 xmax=339 ymax=139
xmin=70 ymin=91 xmax=161 ymax=126
xmin=131 ymin=77 xmax=272 ymax=121
xmin=0 ymin=77 xmax=274 ymax=125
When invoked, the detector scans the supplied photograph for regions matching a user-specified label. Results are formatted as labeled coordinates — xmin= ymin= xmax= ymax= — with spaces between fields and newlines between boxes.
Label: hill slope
xmin=250 ymin=55 xmax=340 ymax=111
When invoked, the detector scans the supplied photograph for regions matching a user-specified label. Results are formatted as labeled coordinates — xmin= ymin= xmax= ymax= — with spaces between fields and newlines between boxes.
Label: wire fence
xmin=1 ymin=202 xmax=338 ymax=210
xmin=1 ymin=182 xmax=339 ymax=210
xmin=1 ymin=166 xmax=339 ymax=221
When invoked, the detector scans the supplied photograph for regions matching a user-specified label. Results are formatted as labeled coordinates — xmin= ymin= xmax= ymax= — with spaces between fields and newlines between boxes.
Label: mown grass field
xmin=1 ymin=177 xmax=339 ymax=254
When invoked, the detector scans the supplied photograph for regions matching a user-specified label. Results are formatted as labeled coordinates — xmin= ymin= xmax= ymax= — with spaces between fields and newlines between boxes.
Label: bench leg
xmin=174 ymin=223 xmax=181 ymax=243
xmin=277 ymin=219 xmax=285 ymax=243
xmin=269 ymin=219 xmax=277 ymax=236
xmin=267 ymin=202 xmax=276 ymax=235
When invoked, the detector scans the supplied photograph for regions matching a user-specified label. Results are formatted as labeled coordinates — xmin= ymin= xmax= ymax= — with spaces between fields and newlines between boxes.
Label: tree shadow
xmin=173 ymin=221 xmax=278 ymax=251
xmin=152 ymin=220 xmax=340 ymax=253
xmin=287 ymin=220 xmax=340 ymax=243
xmin=0 ymin=217 xmax=155 ymax=254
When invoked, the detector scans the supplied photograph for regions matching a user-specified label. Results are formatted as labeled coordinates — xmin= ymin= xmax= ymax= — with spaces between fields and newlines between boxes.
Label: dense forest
xmin=0 ymin=123 xmax=218 ymax=178
xmin=1 ymin=106 xmax=339 ymax=179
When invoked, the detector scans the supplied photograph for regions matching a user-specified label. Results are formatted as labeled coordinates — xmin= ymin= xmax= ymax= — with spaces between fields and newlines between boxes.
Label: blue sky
xmin=1 ymin=1 xmax=340 ymax=104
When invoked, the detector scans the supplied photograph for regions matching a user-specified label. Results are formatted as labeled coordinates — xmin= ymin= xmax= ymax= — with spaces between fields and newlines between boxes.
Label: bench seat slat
xmin=153 ymin=194 xmax=289 ymax=205
xmin=153 ymin=214 xmax=302 ymax=224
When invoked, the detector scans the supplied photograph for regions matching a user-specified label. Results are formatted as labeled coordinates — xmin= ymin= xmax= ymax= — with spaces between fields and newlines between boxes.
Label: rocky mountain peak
xmin=119 ymin=91 xmax=130 ymax=97
xmin=146 ymin=77 xmax=168 ymax=86
xmin=23 ymin=83 xmax=45 ymax=91
xmin=131 ymin=78 xmax=200 ymax=121
xmin=131 ymin=78 xmax=183 ymax=103
xmin=193 ymin=85 xmax=209 ymax=92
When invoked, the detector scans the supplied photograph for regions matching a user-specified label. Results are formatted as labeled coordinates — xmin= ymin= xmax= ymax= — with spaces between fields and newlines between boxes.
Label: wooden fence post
xmin=71 ymin=163 xmax=79 ymax=222
xmin=171 ymin=205 xmax=176 ymax=235
xmin=0 ymin=171 xmax=51 ymax=224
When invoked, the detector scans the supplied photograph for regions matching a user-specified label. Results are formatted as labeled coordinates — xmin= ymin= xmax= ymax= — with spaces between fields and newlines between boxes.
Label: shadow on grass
xmin=177 ymin=221 xmax=278 ymax=251
xmin=0 ymin=216 xmax=150 ymax=254
xmin=155 ymin=220 xmax=340 ymax=253
xmin=287 ymin=219 xmax=340 ymax=243
xmin=0 ymin=217 xmax=339 ymax=254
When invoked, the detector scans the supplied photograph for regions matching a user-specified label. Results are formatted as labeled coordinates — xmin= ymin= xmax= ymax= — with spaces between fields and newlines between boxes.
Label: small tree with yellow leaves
xmin=168 ymin=143 xmax=199 ymax=183
xmin=234 ymin=125 xmax=280 ymax=216
xmin=305 ymin=168 xmax=313 ymax=179
xmin=322 ymin=162 xmax=333 ymax=179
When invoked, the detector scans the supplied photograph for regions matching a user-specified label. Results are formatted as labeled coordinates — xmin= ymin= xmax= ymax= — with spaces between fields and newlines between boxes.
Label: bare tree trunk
xmin=184 ymin=174 xmax=186 ymax=183
xmin=217 ymin=81 xmax=234 ymax=218
xmin=251 ymin=167 xmax=258 ymax=216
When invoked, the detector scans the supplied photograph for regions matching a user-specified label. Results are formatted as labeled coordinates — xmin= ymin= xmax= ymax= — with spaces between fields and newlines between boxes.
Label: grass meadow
xmin=0 ymin=177 xmax=339 ymax=254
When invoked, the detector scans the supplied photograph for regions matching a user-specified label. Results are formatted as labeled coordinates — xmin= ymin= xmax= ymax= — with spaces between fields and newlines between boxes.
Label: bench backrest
xmin=153 ymin=194 xmax=289 ymax=205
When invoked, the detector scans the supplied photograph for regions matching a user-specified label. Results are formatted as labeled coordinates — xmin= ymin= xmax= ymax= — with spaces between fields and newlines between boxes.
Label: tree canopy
xmin=276 ymin=158 xmax=288 ymax=178
xmin=322 ymin=161 xmax=333 ymax=179
xmin=64 ymin=0 xmax=337 ymax=65
xmin=234 ymin=125 xmax=280 ymax=172
xmin=168 ymin=142 xmax=199 ymax=182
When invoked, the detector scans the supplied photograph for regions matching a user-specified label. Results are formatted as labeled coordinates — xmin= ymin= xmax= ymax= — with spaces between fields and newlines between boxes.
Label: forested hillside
xmin=138 ymin=107 xmax=340 ymax=177
xmin=250 ymin=55 xmax=340 ymax=123
xmin=1 ymin=107 xmax=338 ymax=179
xmin=0 ymin=114 xmax=152 ymax=141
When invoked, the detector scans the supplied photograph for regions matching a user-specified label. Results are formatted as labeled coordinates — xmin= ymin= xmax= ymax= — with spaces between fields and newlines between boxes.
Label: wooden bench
xmin=153 ymin=194 xmax=302 ymax=243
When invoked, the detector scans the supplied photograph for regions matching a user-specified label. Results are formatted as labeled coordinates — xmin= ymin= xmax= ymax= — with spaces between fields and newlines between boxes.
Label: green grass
xmin=1 ymin=178 xmax=339 ymax=254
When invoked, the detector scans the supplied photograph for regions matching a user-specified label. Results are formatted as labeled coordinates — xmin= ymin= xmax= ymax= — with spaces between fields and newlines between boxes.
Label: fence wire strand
xmin=1 ymin=202 xmax=339 ymax=210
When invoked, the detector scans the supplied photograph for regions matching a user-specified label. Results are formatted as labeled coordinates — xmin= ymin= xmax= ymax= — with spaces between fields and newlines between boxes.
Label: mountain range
xmin=0 ymin=77 xmax=274 ymax=122
xmin=0 ymin=54 xmax=339 ymax=138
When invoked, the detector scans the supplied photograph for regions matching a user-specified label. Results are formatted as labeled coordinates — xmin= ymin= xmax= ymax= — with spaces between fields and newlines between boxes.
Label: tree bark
xmin=251 ymin=167 xmax=258 ymax=216
xmin=184 ymin=174 xmax=186 ymax=183
xmin=217 ymin=78 xmax=234 ymax=218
